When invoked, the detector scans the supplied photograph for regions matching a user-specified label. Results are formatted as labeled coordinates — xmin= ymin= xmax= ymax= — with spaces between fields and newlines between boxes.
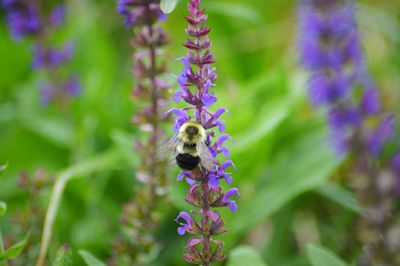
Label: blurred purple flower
xmin=298 ymin=0 xmax=388 ymax=154
xmin=366 ymin=116 xmax=395 ymax=155
xmin=49 ymin=5 xmax=66 ymax=27
xmin=2 ymin=0 xmax=40 ymax=40
xmin=3 ymin=1 xmax=80 ymax=105
xmin=32 ymin=42 xmax=74 ymax=70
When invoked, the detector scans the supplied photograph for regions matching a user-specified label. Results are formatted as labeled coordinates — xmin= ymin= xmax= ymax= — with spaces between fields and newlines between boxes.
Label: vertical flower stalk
xmin=2 ymin=0 xmax=80 ymax=105
xmin=171 ymin=1 xmax=239 ymax=265
xmin=112 ymin=0 xmax=170 ymax=264
xmin=299 ymin=0 xmax=400 ymax=264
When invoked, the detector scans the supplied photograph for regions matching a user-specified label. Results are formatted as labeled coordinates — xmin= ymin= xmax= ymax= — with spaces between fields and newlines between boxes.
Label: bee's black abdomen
xmin=176 ymin=154 xmax=200 ymax=170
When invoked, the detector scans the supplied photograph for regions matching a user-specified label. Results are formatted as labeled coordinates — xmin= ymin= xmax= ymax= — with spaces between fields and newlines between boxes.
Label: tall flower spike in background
xmin=2 ymin=0 xmax=80 ymax=105
xmin=112 ymin=0 xmax=170 ymax=264
xmin=168 ymin=0 xmax=239 ymax=265
xmin=299 ymin=0 xmax=400 ymax=264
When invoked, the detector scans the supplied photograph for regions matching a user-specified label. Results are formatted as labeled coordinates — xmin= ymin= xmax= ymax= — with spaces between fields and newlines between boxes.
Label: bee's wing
xmin=197 ymin=140 xmax=216 ymax=171
xmin=157 ymin=135 xmax=181 ymax=160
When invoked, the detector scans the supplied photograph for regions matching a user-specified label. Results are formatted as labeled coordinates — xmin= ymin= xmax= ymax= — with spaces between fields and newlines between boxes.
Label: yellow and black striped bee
xmin=158 ymin=120 xmax=215 ymax=171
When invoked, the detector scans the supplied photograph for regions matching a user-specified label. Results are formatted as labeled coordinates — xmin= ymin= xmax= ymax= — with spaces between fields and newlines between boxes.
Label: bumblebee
xmin=158 ymin=120 xmax=215 ymax=171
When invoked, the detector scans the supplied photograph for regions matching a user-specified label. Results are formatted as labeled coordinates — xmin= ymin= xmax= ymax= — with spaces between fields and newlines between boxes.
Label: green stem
xmin=35 ymin=149 xmax=123 ymax=266
xmin=0 ymin=227 xmax=8 ymax=266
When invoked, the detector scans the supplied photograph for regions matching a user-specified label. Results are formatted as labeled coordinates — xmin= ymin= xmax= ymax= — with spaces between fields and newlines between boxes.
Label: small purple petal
xmin=220 ymin=160 xmax=235 ymax=172
xmin=173 ymin=91 xmax=182 ymax=103
xmin=177 ymin=172 xmax=185 ymax=181
xmin=201 ymin=93 xmax=217 ymax=106
xmin=223 ymin=188 xmax=240 ymax=200
xmin=209 ymin=174 xmax=219 ymax=187
xmin=217 ymin=121 xmax=225 ymax=133
xmin=177 ymin=227 xmax=186 ymax=236
xmin=223 ymin=173 xmax=233 ymax=184
xmin=229 ymin=202 xmax=238 ymax=212
xmin=179 ymin=57 xmax=190 ymax=70
xmin=186 ymin=178 xmax=196 ymax=185
xmin=175 ymin=211 xmax=191 ymax=224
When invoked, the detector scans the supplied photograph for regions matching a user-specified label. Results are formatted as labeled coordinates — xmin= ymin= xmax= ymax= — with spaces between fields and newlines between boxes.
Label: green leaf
xmin=160 ymin=0 xmax=178 ymax=14
xmin=316 ymin=182 xmax=361 ymax=214
xmin=0 ymin=233 xmax=29 ymax=260
xmin=0 ymin=202 xmax=6 ymax=217
xmin=53 ymin=244 xmax=73 ymax=266
xmin=207 ymin=2 xmax=263 ymax=24
xmin=233 ymin=100 xmax=289 ymax=153
xmin=79 ymin=250 xmax=106 ymax=266
xmin=110 ymin=129 xmax=138 ymax=165
xmin=233 ymin=124 xmax=339 ymax=234
xmin=20 ymin=116 xmax=73 ymax=148
xmin=227 ymin=246 xmax=267 ymax=266
xmin=0 ymin=164 xmax=6 ymax=172
xmin=307 ymin=244 xmax=348 ymax=266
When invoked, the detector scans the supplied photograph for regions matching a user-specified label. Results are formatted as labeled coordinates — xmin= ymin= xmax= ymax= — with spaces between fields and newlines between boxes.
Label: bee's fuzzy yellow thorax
xmin=179 ymin=121 xmax=206 ymax=144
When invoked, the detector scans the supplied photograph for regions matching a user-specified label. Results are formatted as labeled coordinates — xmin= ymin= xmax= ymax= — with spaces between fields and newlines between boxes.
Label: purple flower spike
xmin=169 ymin=0 xmax=238 ymax=264
xmin=175 ymin=211 xmax=193 ymax=236
xmin=4 ymin=0 xmax=80 ymax=105
xmin=113 ymin=1 xmax=171 ymax=264
xmin=299 ymin=1 xmax=400 ymax=263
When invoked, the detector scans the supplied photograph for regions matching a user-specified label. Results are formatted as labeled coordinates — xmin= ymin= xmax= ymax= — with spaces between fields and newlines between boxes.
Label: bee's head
xmin=179 ymin=121 xmax=205 ymax=144
xmin=185 ymin=125 xmax=198 ymax=136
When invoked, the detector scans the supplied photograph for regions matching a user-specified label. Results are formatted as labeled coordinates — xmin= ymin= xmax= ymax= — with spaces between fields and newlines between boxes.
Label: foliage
xmin=0 ymin=0 xmax=399 ymax=265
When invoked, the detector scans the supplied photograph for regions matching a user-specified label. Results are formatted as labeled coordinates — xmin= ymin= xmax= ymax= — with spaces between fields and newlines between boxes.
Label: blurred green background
xmin=0 ymin=0 xmax=399 ymax=265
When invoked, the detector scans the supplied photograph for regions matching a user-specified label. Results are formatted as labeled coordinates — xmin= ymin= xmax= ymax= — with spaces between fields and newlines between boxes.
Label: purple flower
xmin=167 ymin=108 xmax=190 ymax=131
xmin=366 ymin=116 xmax=395 ymax=155
xmin=308 ymin=73 xmax=349 ymax=106
xmin=3 ymin=0 xmax=80 ymax=105
xmin=175 ymin=211 xmax=193 ymax=236
xmin=177 ymin=171 xmax=196 ymax=185
xmin=117 ymin=1 xmax=164 ymax=28
xmin=117 ymin=0 xmax=135 ymax=27
xmin=201 ymin=80 xmax=217 ymax=106
xmin=222 ymin=188 xmax=240 ymax=212
xmin=210 ymin=134 xmax=231 ymax=158
xmin=49 ymin=5 xmax=66 ymax=27
xmin=32 ymin=42 xmax=74 ymax=70
xmin=203 ymin=108 xmax=228 ymax=132
xmin=208 ymin=160 xmax=236 ymax=186
xmin=65 ymin=75 xmax=81 ymax=97
xmin=328 ymin=106 xmax=361 ymax=130
xmin=360 ymin=87 xmax=380 ymax=115
xmin=3 ymin=0 xmax=40 ymax=40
